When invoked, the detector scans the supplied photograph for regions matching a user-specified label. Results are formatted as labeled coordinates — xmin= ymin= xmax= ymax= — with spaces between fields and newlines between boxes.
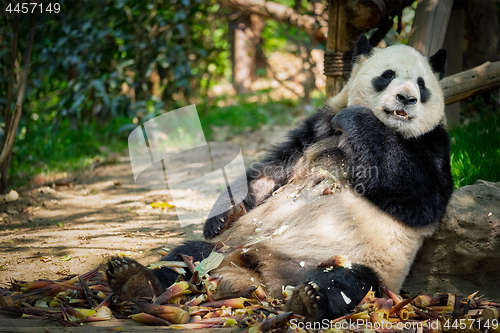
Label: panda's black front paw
xmin=203 ymin=212 xmax=228 ymax=240
xmin=106 ymin=257 xmax=164 ymax=300
xmin=331 ymin=105 xmax=374 ymax=132
xmin=285 ymin=281 xmax=327 ymax=322
xmin=331 ymin=109 xmax=350 ymax=134
xmin=203 ymin=202 xmax=246 ymax=239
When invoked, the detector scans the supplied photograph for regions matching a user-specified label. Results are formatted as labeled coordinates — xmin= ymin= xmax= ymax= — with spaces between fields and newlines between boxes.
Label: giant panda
xmin=105 ymin=35 xmax=454 ymax=322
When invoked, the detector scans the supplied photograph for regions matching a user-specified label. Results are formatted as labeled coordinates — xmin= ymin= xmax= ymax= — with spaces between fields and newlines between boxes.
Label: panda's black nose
xmin=396 ymin=94 xmax=417 ymax=105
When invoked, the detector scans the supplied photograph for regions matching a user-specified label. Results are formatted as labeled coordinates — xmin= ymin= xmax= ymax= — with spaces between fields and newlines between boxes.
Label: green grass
xmin=449 ymin=114 xmax=500 ymax=188
xmin=198 ymin=98 xmax=317 ymax=140
xmin=10 ymin=99 xmax=314 ymax=188
xmin=11 ymin=117 xmax=130 ymax=187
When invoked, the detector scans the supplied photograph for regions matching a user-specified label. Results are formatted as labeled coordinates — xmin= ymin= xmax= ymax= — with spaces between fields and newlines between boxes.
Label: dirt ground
xmin=0 ymin=125 xmax=293 ymax=285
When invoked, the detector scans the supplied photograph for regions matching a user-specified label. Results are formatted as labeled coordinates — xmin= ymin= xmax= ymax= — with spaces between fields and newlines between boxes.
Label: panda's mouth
xmin=385 ymin=109 xmax=410 ymax=120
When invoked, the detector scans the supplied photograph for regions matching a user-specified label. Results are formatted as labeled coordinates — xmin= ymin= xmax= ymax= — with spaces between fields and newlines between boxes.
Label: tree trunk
xmin=230 ymin=14 xmax=253 ymax=94
xmin=408 ymin=0 xmax=453 ymax=56
xmin=462 ymin=0 xmax=500 ymax=113
xmin=463 ymin=0 xmax=499 ymax=69
xmin=0 ymin=8 xmax=37 ymax=192
xmin=0 ymin=14 xmax=19 ymax=192
xmin=230 ymin=13 xmax=264 ymax=94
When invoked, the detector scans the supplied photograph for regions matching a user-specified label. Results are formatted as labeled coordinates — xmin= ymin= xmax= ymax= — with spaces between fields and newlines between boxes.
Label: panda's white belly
xmin=223 ymin=183 xmax=437 ymax=292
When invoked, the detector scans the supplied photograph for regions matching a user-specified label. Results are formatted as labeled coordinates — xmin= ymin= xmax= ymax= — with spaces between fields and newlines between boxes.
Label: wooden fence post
xmin=324 ymin=0 xmax=361 ymax=99
xmin=408 ymin=0 xmax=454 ymax=126
xmin=408 ymin=0 xmax=453 ymax=56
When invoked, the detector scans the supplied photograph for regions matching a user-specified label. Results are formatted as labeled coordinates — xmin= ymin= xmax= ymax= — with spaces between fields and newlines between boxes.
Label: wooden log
xmin=441 ymin=61 xmax=500 ymax=106
xmin=325 ymin=0 xmax=361 ymax=99
xmin=408 ymin=0 xmax=453 ymax=56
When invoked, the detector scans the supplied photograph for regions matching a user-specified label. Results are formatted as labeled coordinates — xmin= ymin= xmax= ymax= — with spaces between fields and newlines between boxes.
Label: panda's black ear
xmin=352 ymin=34 xmax=373 ymax=64
xmin=429 ymin=48 xmax=447 ymax=80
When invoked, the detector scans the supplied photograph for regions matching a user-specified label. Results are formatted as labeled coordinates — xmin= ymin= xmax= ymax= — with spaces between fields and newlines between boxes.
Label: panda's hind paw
xmin=105 ymin=257 xmax=163 ymax=300
xmin=285 ymin=281 xmax=325 ymax=322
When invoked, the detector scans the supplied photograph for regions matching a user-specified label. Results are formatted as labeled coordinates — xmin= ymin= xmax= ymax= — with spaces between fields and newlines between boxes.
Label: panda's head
xmin=347 ymin=35 xmax=447 ymax=138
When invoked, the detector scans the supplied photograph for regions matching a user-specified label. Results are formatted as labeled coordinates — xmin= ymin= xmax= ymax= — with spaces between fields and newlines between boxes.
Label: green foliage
xmin=450 ymin=114 xmax=500 ymax=188
xmin=261 ymin=20 xmax=290 ymax=53
xmin=0 ymin=0 xmax=232 ymax=186
xmin=261 ymin=16 xmax=315 ymax=54
xmin=19 ymin=0 xmax=231 ymax=119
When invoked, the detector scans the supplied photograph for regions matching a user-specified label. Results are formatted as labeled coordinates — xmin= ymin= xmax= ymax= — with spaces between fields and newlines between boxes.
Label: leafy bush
xmin=1 ymin=0 xmax=233 ymax=187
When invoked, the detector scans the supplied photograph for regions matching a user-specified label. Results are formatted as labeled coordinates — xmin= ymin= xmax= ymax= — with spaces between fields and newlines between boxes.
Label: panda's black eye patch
xmin=417 ymin=77 xmax=425 ymax=88
xmin=417 ymin=77 xmax=431 ymax=103
xmin=373 ymin=70 xmax=395 ymax=92
xmin=382 ymin=70 xmax=395 ymax=79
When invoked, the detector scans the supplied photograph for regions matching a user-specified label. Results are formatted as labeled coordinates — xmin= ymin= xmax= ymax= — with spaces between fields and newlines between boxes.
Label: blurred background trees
xmin=0 ymin=0 xmax=499 ymax=192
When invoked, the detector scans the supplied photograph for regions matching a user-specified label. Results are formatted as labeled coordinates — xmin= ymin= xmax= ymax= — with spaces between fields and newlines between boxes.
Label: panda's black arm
xmin=332 ymin=106 xmax=454 ymax=227
xmin=203 ymin=110 xmax=337 ymax=239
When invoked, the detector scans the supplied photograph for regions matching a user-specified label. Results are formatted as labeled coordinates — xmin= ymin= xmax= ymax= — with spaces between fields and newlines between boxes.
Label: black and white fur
xmin=106 ymin=35 xmax=453 ymax=322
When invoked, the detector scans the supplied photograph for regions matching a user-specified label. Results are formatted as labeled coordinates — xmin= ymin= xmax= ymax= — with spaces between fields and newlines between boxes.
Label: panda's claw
xmin=203 ymin=202 xmax=247 ymax=239
xmin=204 ymin=212 xmax=229 ymax=239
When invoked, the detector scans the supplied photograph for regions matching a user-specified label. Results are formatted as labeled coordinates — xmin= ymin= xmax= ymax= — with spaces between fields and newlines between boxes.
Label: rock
xmin=5 ymin=189 xmax=19 ymax=202
xmin=403 ymin=180 xmax=500 ymax=300
xmin=38 ymin=186 xmax=56 ymax=194
xmin=6 ymin=208 xmax=18 ymax=215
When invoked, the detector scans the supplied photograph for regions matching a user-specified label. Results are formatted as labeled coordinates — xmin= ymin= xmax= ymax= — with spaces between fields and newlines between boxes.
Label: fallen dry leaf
xmin=150 ymin=201 xmax=175 ymax=209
